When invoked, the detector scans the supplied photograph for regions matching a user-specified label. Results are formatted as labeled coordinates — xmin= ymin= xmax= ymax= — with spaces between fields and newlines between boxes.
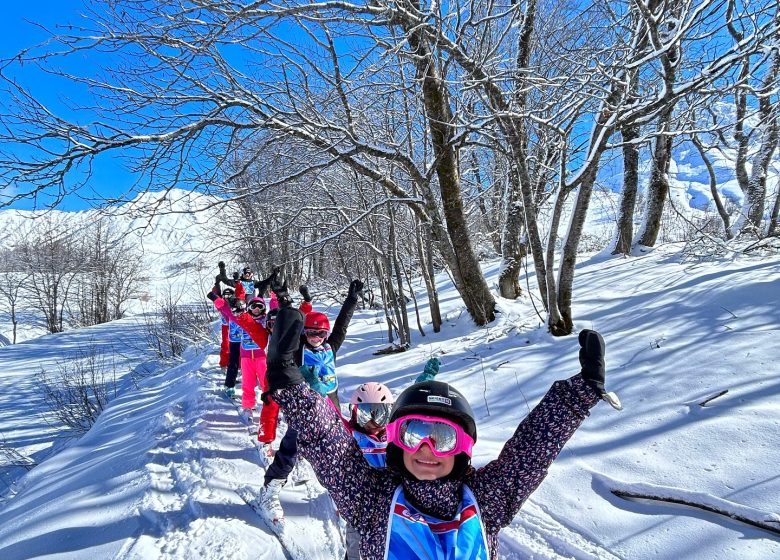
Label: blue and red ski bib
xmin=384 ymin=484 xmax=488 ymax=560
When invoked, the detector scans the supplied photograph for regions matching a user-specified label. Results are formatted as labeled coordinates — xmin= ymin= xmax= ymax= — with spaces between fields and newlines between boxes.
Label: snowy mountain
xmin=0 ymin=189 xmax=233 ymax=342
xmin=0 ymin=236 xmax=778 ymax=559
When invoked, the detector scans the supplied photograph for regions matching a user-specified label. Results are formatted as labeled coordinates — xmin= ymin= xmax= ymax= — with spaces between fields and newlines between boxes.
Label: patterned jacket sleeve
xmin=467 ymin=375 xmax=599 ymax=533
xmin=272 ymin=384 xmax=394 ymax=527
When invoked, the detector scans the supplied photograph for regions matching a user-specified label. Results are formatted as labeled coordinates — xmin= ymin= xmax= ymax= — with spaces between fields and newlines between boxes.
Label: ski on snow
xmin=237 ymin=485 xmax=312 ymax=560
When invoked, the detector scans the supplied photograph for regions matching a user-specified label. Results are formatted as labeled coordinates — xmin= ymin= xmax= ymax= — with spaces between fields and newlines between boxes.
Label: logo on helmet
xmin=427 ymin=395 xmax=451 ymax=406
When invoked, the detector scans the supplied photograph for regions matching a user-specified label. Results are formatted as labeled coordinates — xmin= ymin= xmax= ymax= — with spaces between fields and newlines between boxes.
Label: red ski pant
xmin=219 ymin=324 xmax=230 ymax=368
xmin=240 ymin=352 xmax=278 ymax=443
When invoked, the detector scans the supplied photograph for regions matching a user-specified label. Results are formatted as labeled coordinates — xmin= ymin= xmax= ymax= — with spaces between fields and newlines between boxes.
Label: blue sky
xmin=2 ymin=1 xmax=142 ymax=211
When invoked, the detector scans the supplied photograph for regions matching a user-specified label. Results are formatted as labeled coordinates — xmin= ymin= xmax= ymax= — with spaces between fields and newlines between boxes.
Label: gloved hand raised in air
xmin=257 ymin=266 xmax=281 ymax=295
xmin=578 ymin=329 xmax=622 ymax=410
xmin=299 ymin=365 xmax=328 ymax=396
xmin=271 ymin=278 xmax=292 ymax=307
xmin=348 ymin=279 xmax=364 ymax=298
xmin=299 ymin=285 xmax=312 ymax=302
xmin=415 ymin=357 xmax=441 ymax=383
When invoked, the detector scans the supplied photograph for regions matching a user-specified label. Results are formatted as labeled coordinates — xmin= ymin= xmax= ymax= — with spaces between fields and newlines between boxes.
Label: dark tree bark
xmin=613 ymin=124 xmax=641 ymax=255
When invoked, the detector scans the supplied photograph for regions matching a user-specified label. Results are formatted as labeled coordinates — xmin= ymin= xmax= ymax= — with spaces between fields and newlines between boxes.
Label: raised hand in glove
xmin=218 ymin=261 xmax=226 ymax=271
xmin=348 ymin=279 xmax=364 ymax=298
xmin=299 ymin=285 xmax=312 ymax=302
xmin=206 ymin=291 xmax=218 ymax=302
xmin=271 ymin=278 xmax=292 ymax=307
xmin=578 ymin=329 xmax=621 ymax=409
xmin=415 ymin=357 xmax=441 ymax=383
xmin=232 ymin=271 xmax=240 ymax=281
xmin=257 ymin=266 xmax=282 ymax=295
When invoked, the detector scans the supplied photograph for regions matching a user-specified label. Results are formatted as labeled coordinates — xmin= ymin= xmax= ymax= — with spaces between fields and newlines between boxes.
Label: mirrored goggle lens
xmin=399 ymin=418 xmax=458 ymax=453
xmin=355 ymin=403 xmax=391 ymax=427
xmin=304 ymin=329 xmax=328 ymax=338
xmin=266 ymin=319 xmax=276 ymax=329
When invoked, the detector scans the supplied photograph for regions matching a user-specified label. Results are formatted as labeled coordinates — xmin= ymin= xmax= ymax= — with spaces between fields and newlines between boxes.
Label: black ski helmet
xmin=386 ymin=380 xmax=476 ymax=479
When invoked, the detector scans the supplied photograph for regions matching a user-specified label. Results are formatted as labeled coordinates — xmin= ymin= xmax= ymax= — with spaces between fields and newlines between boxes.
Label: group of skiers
xmin=207 ymin=262 xmax=610 ymax=560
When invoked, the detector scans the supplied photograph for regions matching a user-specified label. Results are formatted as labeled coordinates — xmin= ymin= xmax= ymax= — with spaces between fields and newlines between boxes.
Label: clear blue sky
xmin=2 ymin=1 xmax=148 ymax=211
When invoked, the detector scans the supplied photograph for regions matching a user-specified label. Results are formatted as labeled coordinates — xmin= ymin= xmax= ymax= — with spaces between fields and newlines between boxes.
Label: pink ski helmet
xmin=349 ymin=382 xmax=394 ymax=428
xmin=350 ymin=382 xmax=394 ymax=406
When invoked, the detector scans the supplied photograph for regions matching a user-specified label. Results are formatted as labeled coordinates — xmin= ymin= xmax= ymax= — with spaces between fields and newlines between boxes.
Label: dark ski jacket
xmin=267 ymin=306 xmax=600 ymax=560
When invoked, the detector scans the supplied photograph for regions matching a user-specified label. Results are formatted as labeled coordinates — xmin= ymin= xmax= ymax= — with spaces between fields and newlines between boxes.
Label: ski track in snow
xmin=499 ymin=502 xmax=623 ymax=560
xmin=114 ymin=352 xmax=605 ymax=560
xmin=115 ymin=354 xmax=347 ymax=560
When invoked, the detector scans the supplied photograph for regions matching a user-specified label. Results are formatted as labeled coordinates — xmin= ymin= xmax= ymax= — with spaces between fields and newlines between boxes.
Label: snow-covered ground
xmin=0 ymin=240 xmax=778 ymax=559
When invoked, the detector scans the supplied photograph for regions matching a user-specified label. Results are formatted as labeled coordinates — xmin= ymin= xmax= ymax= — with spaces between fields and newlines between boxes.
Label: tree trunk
xmin=404 ymin=22 xmax=496 ymax=325
xmin=498 ymin=168 xmax=525 ymax=299
xmin=554 ymin=165 xmax=600 ymax=335
xmin=613 ymin=124 xmax=640 ymax=255
xmin=388 ymin=205 xmax=410 ymax=346
xmin=415 ymin=218 xmax=442 ymax=332
xmin=636 ymin=105 xmax=676 ymax=247
xmin=691 ymin=134 xmax=731 ymax=238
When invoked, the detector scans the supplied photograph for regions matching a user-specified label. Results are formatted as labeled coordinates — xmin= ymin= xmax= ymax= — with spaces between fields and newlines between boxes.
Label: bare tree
xmin=15 ymin=215 xmax=80 ymax=333
xmin=72 ymin=218 xmax=145 ymax=326
xmin=39 ymin=344 xmax=118 ymax=434
xmin=0 ymin=244 xmax=30 ymax=344
xmin=724 ymin=3 xmax=780 ymax=236
xmin=1 ymin=0 xmax=779 ymax=340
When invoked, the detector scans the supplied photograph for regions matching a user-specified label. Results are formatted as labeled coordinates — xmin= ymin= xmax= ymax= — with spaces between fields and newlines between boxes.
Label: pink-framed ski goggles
xmin=386 ymin=414 xmax=474 ymax=457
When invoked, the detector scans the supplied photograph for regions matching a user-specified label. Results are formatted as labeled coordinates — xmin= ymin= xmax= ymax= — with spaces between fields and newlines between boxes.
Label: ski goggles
xmin=353 ymin=403 xmax=392 ymax=427
xmin=386 ymin=414 xmax=474 ymax=457
xmin=248 ymin=301 xmax=266 ymax=313
xmin=304 ymin=328 xmax=328 ymax=338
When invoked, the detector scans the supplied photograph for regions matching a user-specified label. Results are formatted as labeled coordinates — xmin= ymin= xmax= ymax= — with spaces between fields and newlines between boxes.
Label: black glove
xmin=218 ymin=261 xmax=226 ymax=271
xmin=579 ymin=329 xmax=606 ymax=396
xmin=206 ymin=291 xmax=218 ymax=302
xmin=299 ymin=285 xmax=312 ymax=302
xmin=232 ymin=271 xmax=240 ymax=281
xmin=257 ymin=267 xmax=282 ymax=295
xmin=348 ymin=279 xmax=364 ymax=298
xmin=271 ymin=278 xmax=292 ymax=307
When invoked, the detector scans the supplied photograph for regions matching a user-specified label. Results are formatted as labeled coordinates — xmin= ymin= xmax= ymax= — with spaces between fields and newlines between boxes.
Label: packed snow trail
xmin=0 ymin=341 xmax=622 ymax=560
xmin=117 ymin=351 xmax=341 ymax=560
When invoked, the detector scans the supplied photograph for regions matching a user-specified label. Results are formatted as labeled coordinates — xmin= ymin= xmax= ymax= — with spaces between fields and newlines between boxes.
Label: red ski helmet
xmin=304 ymin=311 xmax=330 ymax=332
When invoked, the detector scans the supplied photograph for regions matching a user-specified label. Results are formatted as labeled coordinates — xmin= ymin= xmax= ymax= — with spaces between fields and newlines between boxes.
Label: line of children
xmin=212 ymin=278 xmax=363 ymax=518
xmin=210 ymin=281 xmax=271 ymax=432
xmin=258 ymin=279 xmax=609 ymax=560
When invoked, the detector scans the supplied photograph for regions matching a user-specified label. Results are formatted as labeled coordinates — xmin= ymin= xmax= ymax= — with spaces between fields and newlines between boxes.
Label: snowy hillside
xmin=0 ymin=242 xmax=778 ymax=559
xmin=0 ymin=189 xmax=233 ymax=342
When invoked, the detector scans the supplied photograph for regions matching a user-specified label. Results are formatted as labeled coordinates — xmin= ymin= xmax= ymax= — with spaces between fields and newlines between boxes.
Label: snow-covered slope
xmin=0 ymin=189 xmax=233 ymax=342
xmin=0 ymin=242 xmax=778 ymax=559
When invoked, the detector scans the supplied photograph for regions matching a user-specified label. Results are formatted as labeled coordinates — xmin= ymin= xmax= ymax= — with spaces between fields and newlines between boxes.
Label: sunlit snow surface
xmin=0 ymin=233 xmax=777 ymax=558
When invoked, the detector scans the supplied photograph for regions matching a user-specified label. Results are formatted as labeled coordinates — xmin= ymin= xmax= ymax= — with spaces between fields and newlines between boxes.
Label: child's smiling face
xmin=403 ymin=443 xmax=455 ymax=480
